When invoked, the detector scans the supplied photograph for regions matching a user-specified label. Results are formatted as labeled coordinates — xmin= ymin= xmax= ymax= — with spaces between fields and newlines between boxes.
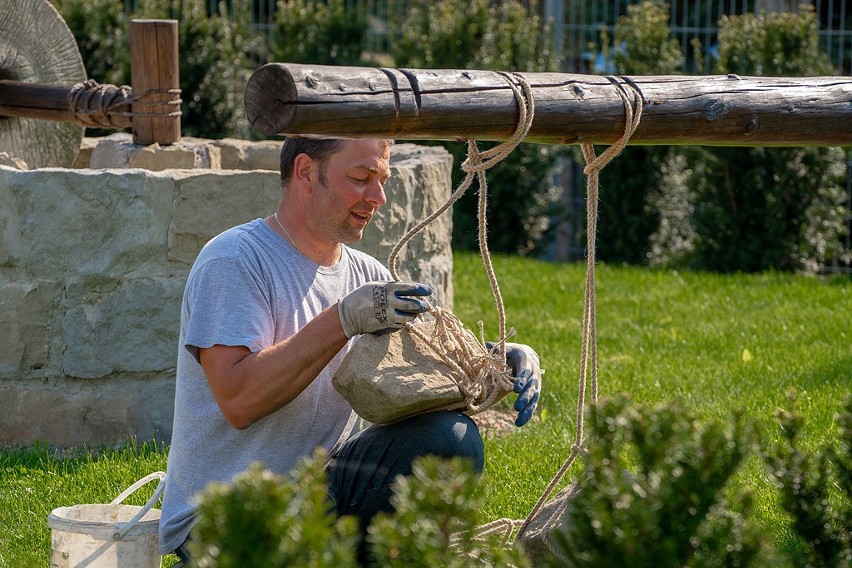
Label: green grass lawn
xmin=1 ymin=253 xmax=849 ymax=567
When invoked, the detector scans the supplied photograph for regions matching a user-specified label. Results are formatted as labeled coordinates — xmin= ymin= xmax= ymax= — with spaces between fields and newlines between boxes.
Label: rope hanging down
xmin=386 ymin=71 xmax=536 ymax=411
xmin=450 ymin=76 xmax=644 ymax=550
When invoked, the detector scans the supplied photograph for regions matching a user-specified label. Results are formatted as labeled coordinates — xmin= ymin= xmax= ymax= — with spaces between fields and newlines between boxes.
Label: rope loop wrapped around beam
xmin=67 ymin=79 xmax=181 ymax=129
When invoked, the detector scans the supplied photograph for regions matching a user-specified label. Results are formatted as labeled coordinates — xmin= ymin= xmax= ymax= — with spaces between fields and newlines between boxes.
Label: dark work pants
xmin=327 ymin=410 xmax=484 ymax=531
xmin=174 ymin=411 xmax=483 ymax=565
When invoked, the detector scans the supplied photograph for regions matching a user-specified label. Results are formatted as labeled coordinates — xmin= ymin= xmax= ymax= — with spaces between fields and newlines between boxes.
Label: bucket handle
xmin=110 ymin=471 xmax=166 ymax=540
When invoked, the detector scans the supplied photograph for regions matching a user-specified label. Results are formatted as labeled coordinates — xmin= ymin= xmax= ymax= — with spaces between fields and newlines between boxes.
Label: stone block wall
xmin=0 ymin=137 xmax=453 ymax=447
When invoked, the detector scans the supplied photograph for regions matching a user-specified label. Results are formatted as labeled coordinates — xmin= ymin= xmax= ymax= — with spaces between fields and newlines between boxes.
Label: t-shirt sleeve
xmin=182 ymin=255 xmax=274 ymax=361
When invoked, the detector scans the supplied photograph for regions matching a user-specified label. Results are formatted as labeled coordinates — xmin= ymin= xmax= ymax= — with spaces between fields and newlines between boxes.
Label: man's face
xmin=306 ymin=139 xmax=391 ymax=245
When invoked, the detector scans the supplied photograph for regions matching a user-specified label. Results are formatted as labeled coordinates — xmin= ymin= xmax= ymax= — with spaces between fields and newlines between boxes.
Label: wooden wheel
xmin=0 ymin=0 xmax=85 ymax=168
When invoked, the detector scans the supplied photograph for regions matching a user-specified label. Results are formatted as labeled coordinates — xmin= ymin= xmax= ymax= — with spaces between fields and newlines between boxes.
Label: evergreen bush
xmin=542 ymin=395 xmax=769 ymax=567
xmin=367 ymin=456 xmax=531 ymax=567
xmin=185 ymin=394 xmax=852 ymax=566
xmin=189 ymin=452 xmax=530 ymax=567
xmin=760 ymin=391 xmax=852 ymax=567
xmin=189 ymin=453 xmax=360 ymax=567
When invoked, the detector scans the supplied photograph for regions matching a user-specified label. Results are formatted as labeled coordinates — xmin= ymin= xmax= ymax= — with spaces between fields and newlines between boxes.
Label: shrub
xmin=393 ymin=0 xmax=564 ymax=255
xmin=367 ymin=456 xmax=531 ymax=567
xmin=189 ymin=452 xmax=529 ymax=567
xmin=543 ymin=395 xmax=769 ymax=567
xmin=684 ymin=6 xmax=850 ymax=273
xmin=271 ymin=0 xmax=370 ymax=67
xmin=760 ymin=391 xmax=852 ymax=567
xmin=590 ymin=1 xmax=684 ymax=265
xmin=189 ymin=453 xmax=360 ymax=567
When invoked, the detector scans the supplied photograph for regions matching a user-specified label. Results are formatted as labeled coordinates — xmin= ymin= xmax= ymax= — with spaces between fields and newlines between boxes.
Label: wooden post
xmin=130 ymin=19 xmax=180 ymax=145
xmin=244 ymin=63 xmax=852 ymax=147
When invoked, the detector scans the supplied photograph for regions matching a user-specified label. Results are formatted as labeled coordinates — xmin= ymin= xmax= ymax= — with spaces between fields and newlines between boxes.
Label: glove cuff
xmin=337 ymin=299 xmax=356 ymax=339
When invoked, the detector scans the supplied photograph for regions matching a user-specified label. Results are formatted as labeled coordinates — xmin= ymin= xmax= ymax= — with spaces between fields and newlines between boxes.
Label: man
xmin=158 ymin=137 xmax=542 ymax=562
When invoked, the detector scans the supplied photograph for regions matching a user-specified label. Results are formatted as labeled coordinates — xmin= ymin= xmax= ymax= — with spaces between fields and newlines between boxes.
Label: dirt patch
xmin=472 ymin=407 xmax=518 ymax=437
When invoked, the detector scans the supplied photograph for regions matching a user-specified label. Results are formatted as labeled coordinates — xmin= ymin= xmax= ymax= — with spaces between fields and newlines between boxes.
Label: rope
xmin=387 ymin=72 xmax=534 ymax=396
xmin=510 ymin=75 xmax=644 ymax=545
xmin=405 ymin=308 xmax=513 ymax=415
xmin=384 ymin=71 xmax=644 ymax=553
xmin=67 ymin=79 xmax=182 ymax=129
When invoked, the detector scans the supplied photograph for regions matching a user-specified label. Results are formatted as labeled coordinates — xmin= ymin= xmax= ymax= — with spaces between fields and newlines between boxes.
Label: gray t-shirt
xmin=158 ymin=218 xmax=391 ymax=554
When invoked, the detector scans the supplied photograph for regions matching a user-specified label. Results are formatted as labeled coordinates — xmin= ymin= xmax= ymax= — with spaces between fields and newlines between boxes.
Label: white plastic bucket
xmin=47 ymin=472 xmax=166 ymax=568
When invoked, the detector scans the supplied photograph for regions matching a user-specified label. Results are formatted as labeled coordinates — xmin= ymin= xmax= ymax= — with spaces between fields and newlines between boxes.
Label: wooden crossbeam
xmin=245 ymin=63 xmax=852 ymax=147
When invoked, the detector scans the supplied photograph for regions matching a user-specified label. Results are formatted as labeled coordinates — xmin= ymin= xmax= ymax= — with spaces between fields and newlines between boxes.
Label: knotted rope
xmin=67 ymin=79 xmax=182 ymax=129
xmin=387 ymin=71 xmax=535 ymax=411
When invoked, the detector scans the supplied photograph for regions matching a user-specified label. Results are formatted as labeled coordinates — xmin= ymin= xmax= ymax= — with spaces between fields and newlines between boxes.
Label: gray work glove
xmin=338 ymin=281 xmax=433 ymax=338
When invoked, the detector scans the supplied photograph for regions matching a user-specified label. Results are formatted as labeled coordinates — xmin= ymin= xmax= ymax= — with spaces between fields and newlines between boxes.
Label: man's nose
xmin=365 ymin=180 xmax=387 ymax=207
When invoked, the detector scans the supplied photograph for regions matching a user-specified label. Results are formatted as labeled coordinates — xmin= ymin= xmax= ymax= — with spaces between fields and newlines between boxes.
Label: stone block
xmin=72 ymin=138 xmax=97 ymax=168
xmin=167 ymin=170 xmax=283 ymax=264
xmin=210 ymin=138 xmax=281 ymax=171
xmin=5 ymin=168 xmax=174 ymax=278
xmin=0 ymin=280 xmax=61 ymax=375
xmin=62 ymin=276 xmax=184 ymax=379
xmin=0 ymin=152 xmax=28 ymax=170
xmin=89 ymin=133 xmax=221 ymax=170
xmin=0 ymin=376 xmax=176 ymax=447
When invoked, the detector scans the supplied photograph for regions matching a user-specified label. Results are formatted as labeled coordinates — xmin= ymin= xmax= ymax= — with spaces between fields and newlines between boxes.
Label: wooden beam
xmin=0 ymin=80 xmax=133 ymax=128
xmin=244 ymin=63 xmax=852 ymax=147
xmin=130 ymin=19 xmax=181 ymax=145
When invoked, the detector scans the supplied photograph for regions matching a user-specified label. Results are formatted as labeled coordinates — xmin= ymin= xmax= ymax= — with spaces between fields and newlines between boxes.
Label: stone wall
xmin=0 ymin=136 xmax=454 ymax=447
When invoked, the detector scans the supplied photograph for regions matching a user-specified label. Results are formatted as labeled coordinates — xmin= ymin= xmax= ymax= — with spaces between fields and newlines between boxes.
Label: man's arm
xmin=199 ymin=306 xmax=348 ymax=430
xmin=199 ymin=280 xmax=432 ymax=430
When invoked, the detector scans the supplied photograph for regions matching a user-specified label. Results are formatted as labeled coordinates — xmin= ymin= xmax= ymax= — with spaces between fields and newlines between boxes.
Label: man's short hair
xmin=279 ymin=137 xmax=346 ymax=187
xmin=279 ymin=137 xmax=394 ymax=188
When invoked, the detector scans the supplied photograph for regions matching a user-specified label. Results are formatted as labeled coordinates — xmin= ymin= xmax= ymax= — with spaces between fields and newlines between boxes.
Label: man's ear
xmin=292 ymin=153 xmax=318 ymax=191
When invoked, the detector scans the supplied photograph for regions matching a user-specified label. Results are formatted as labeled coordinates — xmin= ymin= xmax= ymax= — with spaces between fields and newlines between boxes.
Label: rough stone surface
xmin=0 ymin=139 xmax=454 ymax=447
xmin=167 ymin=169 xmax=283 ymax=265
xmin=0 ymin=152 xmax=28 ymax=170
xmin=72 ymin=138 xmax=97 ymax=169
xmin=89 ymin=133 xmax=222 ymax=170
xmin=515 ymin=484 xmax=582 ymax=563
xmin=210 ymin=138 xmax=280 ymax=170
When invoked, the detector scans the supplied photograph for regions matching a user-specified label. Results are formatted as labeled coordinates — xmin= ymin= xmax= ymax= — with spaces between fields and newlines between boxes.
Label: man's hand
xmin=501 ymin=343 xmax=542 ymax=427
xmin=338 ymin=281 xmax=432 ymax=338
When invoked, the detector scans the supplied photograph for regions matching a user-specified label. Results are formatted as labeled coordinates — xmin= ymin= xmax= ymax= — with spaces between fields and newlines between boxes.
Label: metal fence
xmin=546 ymin=0 xmax=850 ymax=74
